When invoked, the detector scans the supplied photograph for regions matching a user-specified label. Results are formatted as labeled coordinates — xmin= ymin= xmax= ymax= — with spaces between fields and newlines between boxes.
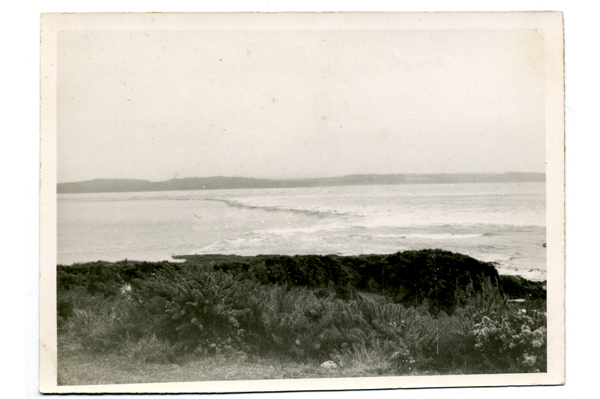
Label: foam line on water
xmin=204 ymin=198 xmax=350 ymax=218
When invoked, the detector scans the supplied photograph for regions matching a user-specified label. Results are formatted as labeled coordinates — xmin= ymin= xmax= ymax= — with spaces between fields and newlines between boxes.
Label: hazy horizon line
xmin=57 ymin=171 xmax=546 ymax=185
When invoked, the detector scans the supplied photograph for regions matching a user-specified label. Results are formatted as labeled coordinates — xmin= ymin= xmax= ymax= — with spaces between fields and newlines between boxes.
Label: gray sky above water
xmin=57 ymin=29 xmax=545 ymax=182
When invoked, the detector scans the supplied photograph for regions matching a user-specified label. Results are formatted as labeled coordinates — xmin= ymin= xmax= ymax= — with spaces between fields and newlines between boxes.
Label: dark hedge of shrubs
xmin=59 ymin=250 xmax=544 ymax=317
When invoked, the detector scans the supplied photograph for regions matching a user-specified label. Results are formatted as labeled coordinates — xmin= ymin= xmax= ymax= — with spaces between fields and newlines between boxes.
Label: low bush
xmin=68 ymin=296 xmax=133 ymax=353
xmin=128 ymin=265 xmax=266 ymax=353
xmin=472 ymin=310 xmax=547 ymax=373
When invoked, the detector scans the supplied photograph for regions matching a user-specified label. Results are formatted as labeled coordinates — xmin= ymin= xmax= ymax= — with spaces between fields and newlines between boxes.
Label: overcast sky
xmin=57 ymin=28 xmax=545 ymax=182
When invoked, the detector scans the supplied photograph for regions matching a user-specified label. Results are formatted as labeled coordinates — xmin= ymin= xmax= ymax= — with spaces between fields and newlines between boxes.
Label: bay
xmin=58 ymin=182 xmax=546 ymax=280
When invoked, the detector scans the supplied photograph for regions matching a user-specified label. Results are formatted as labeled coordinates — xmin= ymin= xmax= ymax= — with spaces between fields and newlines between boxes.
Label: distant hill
xmin=57 ymin=172 xmax=545 ymax=194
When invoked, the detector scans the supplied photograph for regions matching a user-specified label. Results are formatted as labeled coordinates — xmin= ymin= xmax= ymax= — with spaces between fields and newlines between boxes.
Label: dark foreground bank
xmin=57 ymin=249 xmax=547 ymax=384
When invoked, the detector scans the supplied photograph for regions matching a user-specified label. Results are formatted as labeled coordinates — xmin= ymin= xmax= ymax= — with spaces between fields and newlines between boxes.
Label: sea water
xmin=57 ymin=182 xmax=546 ymax=281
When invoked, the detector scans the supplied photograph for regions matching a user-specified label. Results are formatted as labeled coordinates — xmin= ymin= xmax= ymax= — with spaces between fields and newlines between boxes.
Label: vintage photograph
xmin=39 ymin=12 xmax=565 ymax=393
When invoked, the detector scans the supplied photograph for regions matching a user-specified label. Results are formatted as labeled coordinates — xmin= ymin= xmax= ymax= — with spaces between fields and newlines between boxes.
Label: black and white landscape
xmin=41 ymin=12 xmax=565 ymax=393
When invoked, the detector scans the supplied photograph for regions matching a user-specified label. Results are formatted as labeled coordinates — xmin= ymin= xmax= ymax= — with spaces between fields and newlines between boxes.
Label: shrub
xmin=472 ymin=310 xmax=547 ymax=373
xmin=69 ymin=298 xmax=133 ymax=353
xmin=498 ymin=275 xmax=546 ymax=301
xmin=129 ymin=265 xmax=264 ymax=353
xmin=255 ymin=286 xmax=327 ymax=359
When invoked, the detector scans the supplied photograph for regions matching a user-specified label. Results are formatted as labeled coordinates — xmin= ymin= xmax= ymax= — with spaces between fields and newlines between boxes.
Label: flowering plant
xmin=472 ymin=309 xmax=546 ymax=372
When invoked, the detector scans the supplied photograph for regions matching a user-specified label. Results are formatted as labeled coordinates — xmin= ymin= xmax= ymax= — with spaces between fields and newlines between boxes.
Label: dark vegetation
xmin=57 ymin=250 xmax=547 ymax=381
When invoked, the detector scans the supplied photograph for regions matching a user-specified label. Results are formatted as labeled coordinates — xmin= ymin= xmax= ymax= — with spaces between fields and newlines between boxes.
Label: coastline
xmin=58 ymin=183 xmax=547 ymax=280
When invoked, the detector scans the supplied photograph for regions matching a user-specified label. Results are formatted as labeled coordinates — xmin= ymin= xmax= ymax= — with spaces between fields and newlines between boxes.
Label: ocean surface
xmin=57 ymin=182 xmax=547 ymax=281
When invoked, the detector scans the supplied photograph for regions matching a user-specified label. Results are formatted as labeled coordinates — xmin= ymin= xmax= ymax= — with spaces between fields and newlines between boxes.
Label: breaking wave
xmin=370 ymin=233 xmax=485 ymax=240
xmin=204 ymin=198 xmax=351 ymax=219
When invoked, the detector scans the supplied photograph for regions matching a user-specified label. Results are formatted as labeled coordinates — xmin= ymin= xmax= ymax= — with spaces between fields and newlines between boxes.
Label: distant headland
xmin=57 ymin=172 xmax=545 ymax=194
